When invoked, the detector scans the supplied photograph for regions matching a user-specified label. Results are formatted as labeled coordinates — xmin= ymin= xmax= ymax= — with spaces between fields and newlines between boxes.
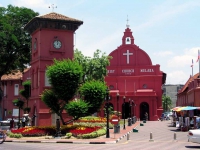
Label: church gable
xmin=109 ymin=45 xmax=152 ymax=67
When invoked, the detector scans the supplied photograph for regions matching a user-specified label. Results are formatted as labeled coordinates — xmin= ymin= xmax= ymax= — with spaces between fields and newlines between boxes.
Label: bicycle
xmin=0 ymin=130 xmax=6 ymax=144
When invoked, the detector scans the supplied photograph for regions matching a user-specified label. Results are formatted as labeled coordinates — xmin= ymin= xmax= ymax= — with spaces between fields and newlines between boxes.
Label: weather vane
xmin=48 ymin=4 xmax=57 ymax=12
xmin=126 ymin=15 xmax=129 ymax=28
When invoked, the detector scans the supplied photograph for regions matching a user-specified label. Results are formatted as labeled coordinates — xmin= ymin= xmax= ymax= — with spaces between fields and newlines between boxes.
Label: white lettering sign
xmin=140 ymin=69 xmax=154 ymax=72
xmin=122 ymin=69 xmax=134 ymax=75
xmin=107 ymin=70 xmax=115 ymax=73
xmin=123 ymin=50 xmax=133 ymax=64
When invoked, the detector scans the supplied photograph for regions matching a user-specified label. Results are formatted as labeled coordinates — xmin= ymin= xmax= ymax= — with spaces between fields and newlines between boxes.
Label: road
xmin=1 ymin=120 xmax=200 ymax=150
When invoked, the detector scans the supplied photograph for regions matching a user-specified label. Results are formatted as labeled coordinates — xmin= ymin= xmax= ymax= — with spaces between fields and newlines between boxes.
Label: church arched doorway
xmin=140 ymin=102 xmax=149 ymax=120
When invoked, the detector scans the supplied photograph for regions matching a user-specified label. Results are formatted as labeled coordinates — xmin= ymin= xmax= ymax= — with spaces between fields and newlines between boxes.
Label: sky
xmin=1 ymin=0 xmax=200 ymax=85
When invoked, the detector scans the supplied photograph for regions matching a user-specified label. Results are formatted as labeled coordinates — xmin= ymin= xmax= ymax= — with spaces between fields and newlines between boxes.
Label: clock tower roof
xmin=24 ymin=12 xmax=83 ymax=34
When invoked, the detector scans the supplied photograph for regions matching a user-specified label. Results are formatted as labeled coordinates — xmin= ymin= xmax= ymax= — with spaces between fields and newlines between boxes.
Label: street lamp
xmin=129 ymin=98 xmax=132 ymax=118
xmin=117 ymin=93 xmax=119 ymax=117
xmin=13 ymin=98 xmax=24 ymax=129
xmin=123 ymin=96 xmax=126 ymax=130
xmin=132 ymin=100 xmax=135 ymax=124
xmin=106 ymin=88 xmax=110 ymax=138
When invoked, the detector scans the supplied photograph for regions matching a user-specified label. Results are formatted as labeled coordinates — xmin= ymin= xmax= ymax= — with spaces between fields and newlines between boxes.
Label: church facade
xmin=101 ymin=25 xmax=166 ymax=121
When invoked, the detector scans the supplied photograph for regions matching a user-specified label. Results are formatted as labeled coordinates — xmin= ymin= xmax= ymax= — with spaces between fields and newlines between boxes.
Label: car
xmin=188 ymin=129 xmax=200 ymax=144
xmin=0 ymin=119 xmax=19 ymax=130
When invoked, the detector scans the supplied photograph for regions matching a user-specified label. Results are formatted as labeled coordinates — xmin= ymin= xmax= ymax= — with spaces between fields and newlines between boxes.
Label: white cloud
xmin=153 ymin=51 xmax=173 ymax=57
xmin=11 ymin=0 xmax=50 ymax=11
xmin=134 ymin=1 xmax=200 ymax=31
xmin=167 ymin=70 xmax=188 ymax=84
xmin=167 ymin=47 xmax=200 ymax=68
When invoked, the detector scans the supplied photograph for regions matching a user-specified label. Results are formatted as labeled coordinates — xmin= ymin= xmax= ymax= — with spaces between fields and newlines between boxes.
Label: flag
xmin=196 ymin=50 xmax=200 ymax=62
xmin=191 ymin=59 xmax=193 ymax=67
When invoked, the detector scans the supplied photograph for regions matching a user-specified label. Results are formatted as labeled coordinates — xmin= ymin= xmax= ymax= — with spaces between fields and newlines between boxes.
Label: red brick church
xmin=0 ymin=12 xmax=166 ymax=124
xmin=101 ymin=24 xmax=166 ymax=121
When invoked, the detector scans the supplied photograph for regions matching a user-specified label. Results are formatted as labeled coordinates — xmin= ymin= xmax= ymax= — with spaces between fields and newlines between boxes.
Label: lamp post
xmin=106 ymin=88 xmax=110 ymax=138
xmin=131 ymin=100 xmax=134 ymax=124
xmin=129 ymin=98 xmax=131 ymax=118
xmin=116 ymin=92 xmax=120 ymax=133
xmin=132 ymin=100 xmax=134 ymax=116
xmin=123 ymin=96 xmax=126 ymax=129
xmin=117 ymin=93 xmax=119 ymax=117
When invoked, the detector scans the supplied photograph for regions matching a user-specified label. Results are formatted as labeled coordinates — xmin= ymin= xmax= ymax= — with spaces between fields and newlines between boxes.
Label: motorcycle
xmin=0 ymin=131 xmax=6 ymax=144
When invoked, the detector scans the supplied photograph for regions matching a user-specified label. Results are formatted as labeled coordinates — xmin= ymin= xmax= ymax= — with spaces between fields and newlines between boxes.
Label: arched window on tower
xmin=32 ymin=70 xmax=34 ymax=89
xmin=45 ymin=69 xmax=51 ymax=87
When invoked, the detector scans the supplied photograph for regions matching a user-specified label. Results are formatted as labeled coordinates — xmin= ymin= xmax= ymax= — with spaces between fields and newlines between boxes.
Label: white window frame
xmin=4 ymin=84 xmax=6 ymax=96
xmin=14 ymin=84 xmax=19 ymax=96
xmin=45 ymin=70 xmax=51 ymax=87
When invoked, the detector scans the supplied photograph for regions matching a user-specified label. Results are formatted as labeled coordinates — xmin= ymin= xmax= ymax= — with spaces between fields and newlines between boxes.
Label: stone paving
xmin=2 ymin=120 xmax=200 ymax=150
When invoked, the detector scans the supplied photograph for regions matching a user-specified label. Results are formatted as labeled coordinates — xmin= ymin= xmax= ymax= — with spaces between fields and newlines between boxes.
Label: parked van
xmin=0 ymin=119 xmax=18 ymax=130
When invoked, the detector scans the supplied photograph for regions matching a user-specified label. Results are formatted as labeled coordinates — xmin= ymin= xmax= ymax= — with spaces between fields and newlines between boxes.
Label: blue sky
xmin=1 ymin=0 xmax=200 ymax=84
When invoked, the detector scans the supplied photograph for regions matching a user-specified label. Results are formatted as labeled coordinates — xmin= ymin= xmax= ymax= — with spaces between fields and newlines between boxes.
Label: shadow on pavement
xmin=185 ymin=146 xmax=200 ymax=149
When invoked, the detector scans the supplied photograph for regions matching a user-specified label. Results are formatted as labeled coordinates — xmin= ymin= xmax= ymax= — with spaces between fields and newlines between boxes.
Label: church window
xmin=14 ymin=84 xmax=19 ymax=96
xmin=4 ymin=85 xmax=6 ymax=96
xmin=109 ymin=85 xmax=114 ymax=90
xmin=125 ymin=37 xmax=131 ymax=44
xmin=143 ymin=84 xmax=147 ymax=89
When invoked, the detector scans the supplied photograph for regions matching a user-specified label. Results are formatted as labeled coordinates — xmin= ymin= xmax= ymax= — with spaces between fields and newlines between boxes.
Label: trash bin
xmin=114 ymin=124 xmax=120 ymax=133
xmin=128 ymin=118 xmax=132 ymax=126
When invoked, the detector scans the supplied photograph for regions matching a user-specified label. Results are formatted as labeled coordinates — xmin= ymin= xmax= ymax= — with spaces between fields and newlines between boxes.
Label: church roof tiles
xmin=37 ymin=12 xmax=82 ymax=22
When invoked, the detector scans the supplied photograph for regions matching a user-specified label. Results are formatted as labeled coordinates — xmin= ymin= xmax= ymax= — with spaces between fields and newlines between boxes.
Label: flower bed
xmin=10 ymin=117 xmax=106 ymax=138
xmin=69 ymin=126 xmax=101 ymax=137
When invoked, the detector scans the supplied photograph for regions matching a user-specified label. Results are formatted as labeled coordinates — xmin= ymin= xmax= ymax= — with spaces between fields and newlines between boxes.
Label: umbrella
xmin=172 ymin=106 xmax=181 ymax=111
xmin=176 ymin=107 xmax=186 ymax=111
xmin=181 ymin=106 xmax=197 ymax=111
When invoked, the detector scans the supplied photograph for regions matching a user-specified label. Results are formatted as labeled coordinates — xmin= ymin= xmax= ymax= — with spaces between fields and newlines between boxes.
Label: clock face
xmin=53 ymin=40 xmax=62 ymax=49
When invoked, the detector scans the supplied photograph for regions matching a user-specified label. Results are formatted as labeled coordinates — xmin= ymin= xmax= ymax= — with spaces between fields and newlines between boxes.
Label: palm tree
xmin=162 ymin=95 xmax=172 ymax=112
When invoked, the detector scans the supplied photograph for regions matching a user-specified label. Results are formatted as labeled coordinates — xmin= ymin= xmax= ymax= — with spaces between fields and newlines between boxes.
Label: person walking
xmin=9 ymin=118 xmax=14 ymax=130
xmin=22 ymin=117 xmax=26 ymax=127
xmin=145 ymin=112 xmax=148 ymax=121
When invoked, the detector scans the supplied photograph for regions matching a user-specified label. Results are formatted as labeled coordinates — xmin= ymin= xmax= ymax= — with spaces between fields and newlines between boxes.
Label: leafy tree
xmin=74 ymin=49 xmax=112 ymax=83
xmin=19 ymin=80 xmax=31 ymax=113
xmin=162 ymin=95 xmax=172 ymax=112
xmin=79 ymin=80 xmax=107 ymax=115
xmin=41 ymin=59 xmax=83 ymax=124
xmin=0 ymin=5 xmax=39 ymax=100
xmin=65 ymin=99 xmax=90 ymax=120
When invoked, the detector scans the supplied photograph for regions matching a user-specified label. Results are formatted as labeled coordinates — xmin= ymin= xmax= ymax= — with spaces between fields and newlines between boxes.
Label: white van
xmin=0 ymin=119 xmax=18 ymax=130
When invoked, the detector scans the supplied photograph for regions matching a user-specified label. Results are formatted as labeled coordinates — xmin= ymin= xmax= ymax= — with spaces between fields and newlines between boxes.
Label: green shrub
xmin=9 ymin=133 xmax=22 ymax=138
xmin=66 ymin=132 xmax=72 ymax=138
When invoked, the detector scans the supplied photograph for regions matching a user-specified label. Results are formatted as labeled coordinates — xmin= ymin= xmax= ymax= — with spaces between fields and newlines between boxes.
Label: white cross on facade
xmin=123 ymin=50 xmax=133 ymax=64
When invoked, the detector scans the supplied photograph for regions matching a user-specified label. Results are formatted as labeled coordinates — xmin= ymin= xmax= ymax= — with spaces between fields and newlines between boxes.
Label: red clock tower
xmin=24 ymin=12 xmax=83 ymax=126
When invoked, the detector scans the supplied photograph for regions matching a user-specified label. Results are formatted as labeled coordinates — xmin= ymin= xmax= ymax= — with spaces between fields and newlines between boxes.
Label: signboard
xmin=110 ymin=116 xmax=119 ymax=125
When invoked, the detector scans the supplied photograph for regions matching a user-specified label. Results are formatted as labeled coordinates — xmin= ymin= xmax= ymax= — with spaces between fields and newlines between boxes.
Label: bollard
xmin=174 ymin=132 xmax=177 ymax=141
xmin=127 ymin=133 xmax=130 ymax=140
xmin=149 ymin=132 xmax=154 ymax=142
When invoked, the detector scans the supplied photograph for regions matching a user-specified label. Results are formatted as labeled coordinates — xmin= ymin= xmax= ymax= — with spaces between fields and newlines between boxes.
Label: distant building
xmin=162 ymin=84 xmax=184 ymax=108
xmin=177 ymin=73 xmax=200 ymax=107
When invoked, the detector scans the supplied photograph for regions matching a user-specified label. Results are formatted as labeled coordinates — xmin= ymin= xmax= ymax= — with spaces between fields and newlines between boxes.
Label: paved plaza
xmin=1 ymin=120 xmax=200 ymax=150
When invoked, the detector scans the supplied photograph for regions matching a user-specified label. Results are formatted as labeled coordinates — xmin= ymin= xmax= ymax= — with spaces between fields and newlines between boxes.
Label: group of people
xmin=9 ymin=115 xmax=33 ymax=130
